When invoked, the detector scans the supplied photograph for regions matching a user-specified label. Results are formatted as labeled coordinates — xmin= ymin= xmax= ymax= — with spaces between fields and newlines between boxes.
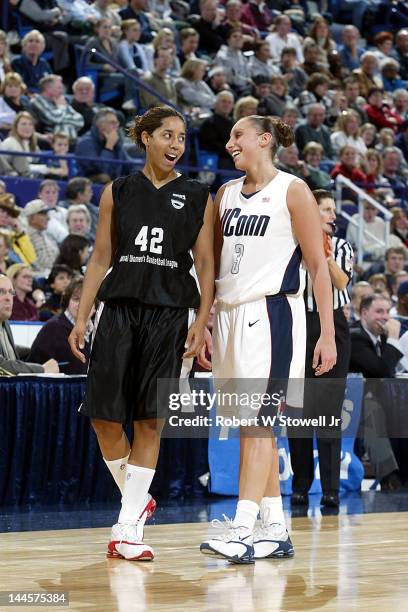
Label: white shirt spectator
xmin=265 ymin=31 xmax=304 ymax=64
xmin=0 ymin=60 xmax=6 ymax=83
xmin=248 ymin=55 xmax=280 ymax=81
xmin=175 ymin=79 xmax=216 ymax=112
xmin=57 ymin=0 xmax=99 ymax=22
xmin=0 ymin=97 xmax=17 ymax=127
xmin=147 ymin=0 xmax=172 ymax=20
xmin=397 ymin=329 xmax=408 ymax=372
xmin=346 ymin=214 xmax=406 ymax=260
xmin=330 ymin=132 xmax=368 ymax=156
xmin=47 ymin=208 xmax=68 ymax=245
xmin=117 ymin=39 xmax=150 ymax=72
xmin=0 ymin=136 xmax=47 ymax=178
xmin=214 ymin=45 xmax=252 ymax=92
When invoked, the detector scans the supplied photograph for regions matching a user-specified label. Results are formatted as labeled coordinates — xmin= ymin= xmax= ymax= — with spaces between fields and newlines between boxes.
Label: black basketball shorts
xmin=79 ymin=300 xmax=195 ymax=423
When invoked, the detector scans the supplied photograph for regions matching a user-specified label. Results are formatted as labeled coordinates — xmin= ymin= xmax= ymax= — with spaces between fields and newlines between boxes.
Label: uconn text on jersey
xmin=221 ymin=208 xmax=270 ymax=237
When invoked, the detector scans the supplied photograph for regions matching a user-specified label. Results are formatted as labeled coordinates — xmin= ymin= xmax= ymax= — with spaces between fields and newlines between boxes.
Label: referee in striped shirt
xmin=289 ymin=190 xmax=354 ymax=509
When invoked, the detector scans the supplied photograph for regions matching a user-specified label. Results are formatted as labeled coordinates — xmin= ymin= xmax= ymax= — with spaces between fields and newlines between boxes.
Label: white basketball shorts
xmin=212 ymin=294 xmax=306 ymax=411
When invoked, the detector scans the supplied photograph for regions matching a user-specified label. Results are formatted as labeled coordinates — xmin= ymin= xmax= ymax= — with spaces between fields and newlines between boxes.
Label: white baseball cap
xmin=22 ymin=199 xmax=52 ymax=217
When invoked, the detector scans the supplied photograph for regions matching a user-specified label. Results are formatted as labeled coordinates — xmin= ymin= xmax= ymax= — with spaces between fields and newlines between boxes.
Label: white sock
xmin=118 ymin=464 xmax=155 ymax=525
xmin=260 ymin=496 xmax=286 ymax=527
xmin=103 ymin=453 xmax=130 ymax=495
xmin=232 ymin=499 xmax=259 ymax=532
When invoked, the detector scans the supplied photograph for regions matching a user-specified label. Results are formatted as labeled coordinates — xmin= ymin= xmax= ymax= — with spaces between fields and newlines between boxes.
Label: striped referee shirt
xmin=305 ymin=237 xmax=354 ymax=312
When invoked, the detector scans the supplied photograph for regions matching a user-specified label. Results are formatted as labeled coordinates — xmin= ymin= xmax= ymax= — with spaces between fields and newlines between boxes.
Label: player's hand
xmin=312 ymin=334 xmax=337 ymax=376
xmin=68 ymin=322 xmax=87 ymax=363
xmin=42 ymin=359 xmax=59 ymax=373
xmin=197 ymin=327 xmax=213 ymax=370
xmin=183 ymin=321 xmax=205 ymax=359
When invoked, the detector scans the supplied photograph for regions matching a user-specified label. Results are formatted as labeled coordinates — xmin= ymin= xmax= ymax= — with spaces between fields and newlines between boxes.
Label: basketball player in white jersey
xmin=200 ymin=115 xmax=337 ymax=564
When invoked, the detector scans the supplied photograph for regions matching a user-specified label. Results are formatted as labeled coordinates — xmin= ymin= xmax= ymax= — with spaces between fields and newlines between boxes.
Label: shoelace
xmin=254 ymin=522 xmax=287 ymax=540
xmin=114 ymin=497 xmax=152 ymax=545
xmin=116 ymin=522 xmax=142 ymax=545
xmin=254 ymin=508 xmax=286 ymax=539
xmin=210 ymin=514 xmax=250 ymax=542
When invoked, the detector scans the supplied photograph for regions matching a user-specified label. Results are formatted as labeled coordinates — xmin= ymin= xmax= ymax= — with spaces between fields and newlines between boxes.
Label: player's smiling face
xmin=226 ymin=118 xmax=271 ymax=171
xmin=143 ymin=117 xmax=186 ymax=172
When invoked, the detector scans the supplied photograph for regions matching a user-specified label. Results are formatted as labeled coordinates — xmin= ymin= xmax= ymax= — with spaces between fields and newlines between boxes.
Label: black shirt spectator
xmin=348 ymin=290 xmax=405 ymax=490
xmin=74 ymin=108 xmax=132 ymax=183
xmin=350 ymin=319 xmax=402 ymax=377
xmin=28 ymin=277 xmax=92 ymax=374
xmin=396 ymin=121 xmax=408 ymax=163
xmin=0 ymin=273 xmax=54 ymax=375
xmin=28 ymin=311 xmax=90 ymax=374
xmin=390 ymin=29 xmax=408 ymax=80
xmin=11 ymin=30 xmax=52 ymax=93
xmin=16 ymin=1 xmax=70 ymax=73
xmin=71 ymin=77 xmax=101 ymax=136
xmin=295 ymin=103 xmax=333 ymax=159
xmin=40 ymin=264 xmax=73 ymax=321
xmin=193 ymin=0 xmax=224 ymax=57
xmin=198 ymin=91 xmax=235 ymax=170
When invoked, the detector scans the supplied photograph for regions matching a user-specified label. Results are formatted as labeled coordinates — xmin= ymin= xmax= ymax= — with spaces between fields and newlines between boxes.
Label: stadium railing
xmin=335 ymin=174 xmax=394 ymax=266
xmin=0 ymin=149 xmax=241 ymax=180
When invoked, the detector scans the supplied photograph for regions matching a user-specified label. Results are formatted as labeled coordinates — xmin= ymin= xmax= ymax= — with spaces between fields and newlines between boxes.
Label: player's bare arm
xmin=184 ymin=195 xmax=215 ymax=358
xmin=288 ymin=179 xmax=337 ymax=375
xmin=68 ymin=183 xmax=116 ymax=362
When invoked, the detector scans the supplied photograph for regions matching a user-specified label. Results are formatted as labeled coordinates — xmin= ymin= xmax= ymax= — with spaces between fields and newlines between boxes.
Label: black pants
xmin=288 ymin=308 xmax=350 ymax=495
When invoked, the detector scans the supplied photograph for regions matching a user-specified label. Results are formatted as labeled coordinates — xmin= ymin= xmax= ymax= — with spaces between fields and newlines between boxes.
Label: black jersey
xmin=98 ymin=171 xmax=209 ymax=308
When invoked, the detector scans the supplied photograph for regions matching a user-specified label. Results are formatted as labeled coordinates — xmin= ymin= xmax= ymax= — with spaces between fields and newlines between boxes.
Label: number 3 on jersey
xmin=135 ymin=226 xmax=164 ymax=254
xmin=231 ymin=243 xmax=244 ymax=274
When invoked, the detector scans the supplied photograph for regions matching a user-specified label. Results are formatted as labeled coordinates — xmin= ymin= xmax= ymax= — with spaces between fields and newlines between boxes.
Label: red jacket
xmin=331 ymin=164 xmax=367 ymax=185
xmin=241 ymin=2 xmax=274 ymax=31
xmin=363 ymin=103 xmax=403 ymax=132
xmin=11 ymin=297 xmax=39 ymax=322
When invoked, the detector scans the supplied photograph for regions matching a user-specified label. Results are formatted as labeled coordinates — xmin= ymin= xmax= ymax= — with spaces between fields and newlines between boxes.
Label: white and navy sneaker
xmin=200 ymin=515 xmax=255 ymax=564
xmin=253 ymin=520 xmax=294 ymax=560
xmin=107 ymin=494 xmax=156 ymax=561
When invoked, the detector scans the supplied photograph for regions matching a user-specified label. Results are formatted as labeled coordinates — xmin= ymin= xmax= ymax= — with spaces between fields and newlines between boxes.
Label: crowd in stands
xmin=1 ymin=2 xmax=408 ymax=485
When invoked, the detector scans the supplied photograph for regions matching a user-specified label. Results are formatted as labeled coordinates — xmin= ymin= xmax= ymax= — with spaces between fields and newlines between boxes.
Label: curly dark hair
xmin=128 ymin=106 xmax=185 ymax=150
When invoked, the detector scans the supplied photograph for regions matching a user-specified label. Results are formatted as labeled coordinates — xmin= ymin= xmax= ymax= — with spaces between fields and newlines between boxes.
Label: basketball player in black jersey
xmin=69 ymin=106 xmax=214 ymax=561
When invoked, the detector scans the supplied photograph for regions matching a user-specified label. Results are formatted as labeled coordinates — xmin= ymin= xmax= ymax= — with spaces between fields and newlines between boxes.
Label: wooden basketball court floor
xmin=1 ymin=511 xmax=408 ymax=612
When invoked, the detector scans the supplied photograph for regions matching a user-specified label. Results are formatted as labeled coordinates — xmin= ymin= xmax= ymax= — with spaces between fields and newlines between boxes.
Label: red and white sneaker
xmin=107 ymin=494 xmax=157 ymax=561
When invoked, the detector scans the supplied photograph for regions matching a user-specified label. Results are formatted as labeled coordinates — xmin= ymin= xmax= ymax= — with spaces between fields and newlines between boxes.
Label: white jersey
xmin=216 ymin=170 xmax=306 ymax=305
